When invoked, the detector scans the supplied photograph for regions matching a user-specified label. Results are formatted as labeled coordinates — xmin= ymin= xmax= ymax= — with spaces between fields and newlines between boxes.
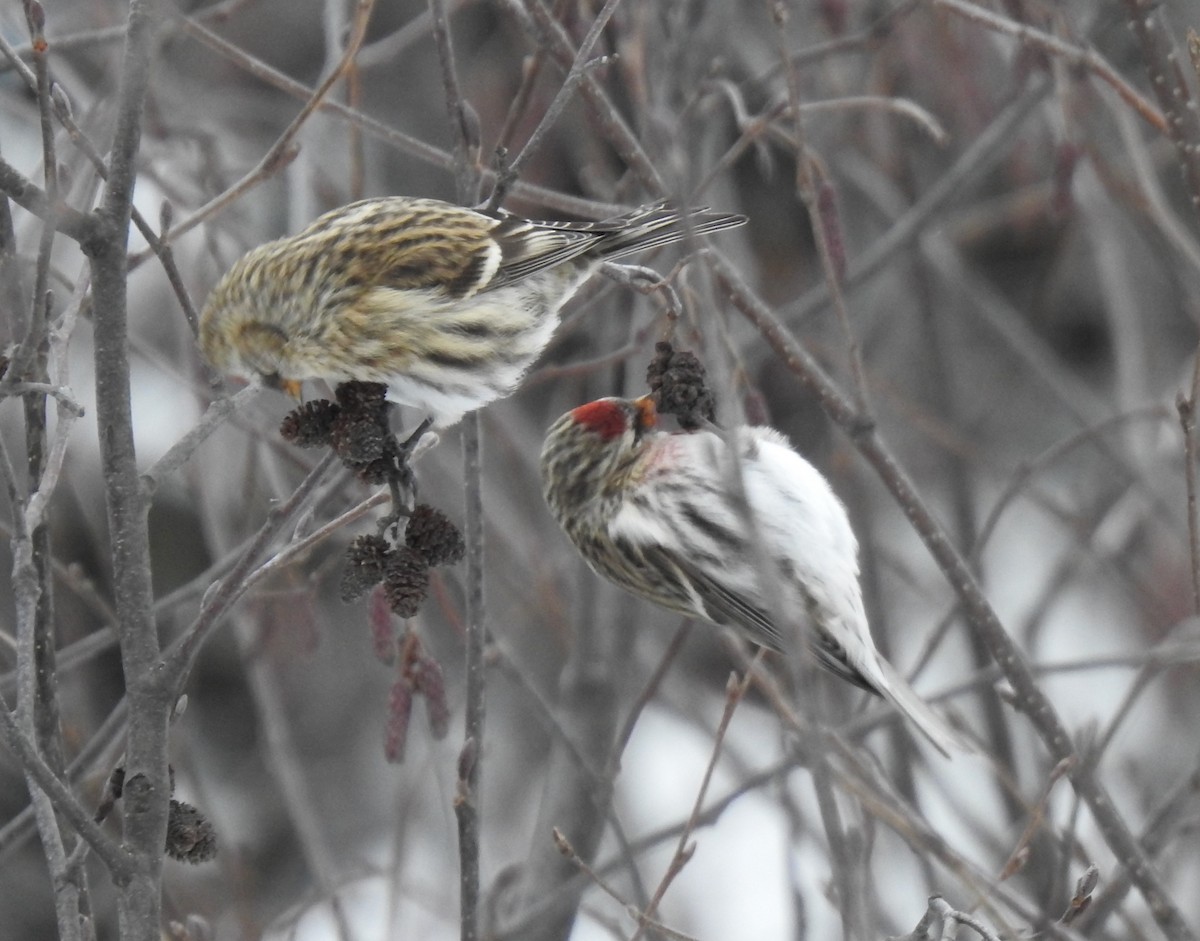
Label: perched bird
xmin=199 ymin=197 xmax=745 ymax=427
xmin=540 ymin=395 xmax=969 ymax=756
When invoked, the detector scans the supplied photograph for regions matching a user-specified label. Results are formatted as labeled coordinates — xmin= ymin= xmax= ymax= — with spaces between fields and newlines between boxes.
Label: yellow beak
xmin=280 ymin=378 xmax=304 ymax=400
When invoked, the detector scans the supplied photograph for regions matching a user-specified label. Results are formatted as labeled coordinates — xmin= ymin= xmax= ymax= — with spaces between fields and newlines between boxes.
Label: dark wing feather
xmin=485 ymin=202 xmax=746 ymax=287
xmin=288 ymin=197 xmax=745 ymax=300
xmin=489 ymin=215 xmax=609 ymax=286
xmin=292 ymin=198 xmax=503 ymax=300
xmin=360 ymin=224 xmax=499 ymax=299
xmin=805 ymin=625 xmax=877 ymax=692
xmin=598 ymin=534 xmax=703 ymax=619
xmin=649 ymin=548 xmax=877 ymax=692
xmin=639 ymin=545 xmax=786 ymax=651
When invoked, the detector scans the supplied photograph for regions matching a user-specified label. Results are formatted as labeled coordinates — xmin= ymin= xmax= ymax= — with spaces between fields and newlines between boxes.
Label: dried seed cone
xmin=411 ymin=655 xmax=451 ymax=739
xmin=165 ymin=799 xmax=217 ymax=864
xmin=335 ymin=380 xmax=390 ymax=414
xmin=280 ymin=399 xmax=340 ymax=447
xmin=340 ymin=534 xmax=393 ymax=602
xmin=383 ymin=547 xmax=431 ymax=618
xmin=646 ymin=341 xmax=715 ymax=431
xmin=330 ymin=409 xmax=388 ymax=466
xmin=405 ymin=503 xmax=465 ymax=566
xmin=356 ymin=460 xmax=393 ymax=485
xmin=369 ymin=584 xmax=399 ymax=663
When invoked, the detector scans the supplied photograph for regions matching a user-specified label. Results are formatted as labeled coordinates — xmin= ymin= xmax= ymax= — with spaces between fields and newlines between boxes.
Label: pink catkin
xmin=413 ymin=656 xmax=451 ymax=739
xmin=815 ymin=179 xmax=846 ymax=285
xmin=368 ymin=584 xmax=398 ymax=663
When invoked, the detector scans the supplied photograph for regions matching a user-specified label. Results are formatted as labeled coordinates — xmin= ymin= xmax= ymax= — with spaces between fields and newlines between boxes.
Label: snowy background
xmin=2 ymin=1 xmax=1200 ymax=939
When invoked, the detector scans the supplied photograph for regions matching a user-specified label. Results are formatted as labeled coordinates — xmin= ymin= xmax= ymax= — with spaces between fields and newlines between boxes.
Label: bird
xmin=540 ymin=395 xmax=970 ymax=756
xmin=198 ymin=197 xmax=746 ymax=427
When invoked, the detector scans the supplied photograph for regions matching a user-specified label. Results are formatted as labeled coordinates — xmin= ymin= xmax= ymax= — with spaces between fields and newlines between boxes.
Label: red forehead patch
xmin=571 ymin=399 xmax=629 ymax=440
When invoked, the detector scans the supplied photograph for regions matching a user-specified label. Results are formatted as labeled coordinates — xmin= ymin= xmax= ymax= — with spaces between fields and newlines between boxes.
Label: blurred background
xmin=2 ymin=0 xmax=1200 ymax=938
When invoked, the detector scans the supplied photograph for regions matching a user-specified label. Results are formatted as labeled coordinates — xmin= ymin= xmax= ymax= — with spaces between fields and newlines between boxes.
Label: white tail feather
xmin=871 ymin=659 xmax=973 ymax=758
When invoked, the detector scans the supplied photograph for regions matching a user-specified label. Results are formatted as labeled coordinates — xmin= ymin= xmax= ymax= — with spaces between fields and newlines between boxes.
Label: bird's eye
xmin=262 ymin=372 xmax=285 ymax=391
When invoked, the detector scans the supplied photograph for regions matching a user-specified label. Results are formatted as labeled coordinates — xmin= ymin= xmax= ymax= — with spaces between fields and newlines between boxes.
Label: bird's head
xmin=541 ymin=396 xmax=658 ymax=523
xmin=568 ymin=395 xmax=657 ymax=441
xmin=199 ymin=254 xmax=304 ymax=399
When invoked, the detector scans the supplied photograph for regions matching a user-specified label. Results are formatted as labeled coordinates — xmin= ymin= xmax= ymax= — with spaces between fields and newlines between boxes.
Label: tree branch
xmin=708 ymin=250 xmax=1195 ymax=941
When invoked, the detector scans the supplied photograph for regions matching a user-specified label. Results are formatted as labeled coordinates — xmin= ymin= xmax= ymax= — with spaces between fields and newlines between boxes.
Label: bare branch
xmin=0 ymin=698 xmax=130 ymax=878
xmin=934 ymin=0 xmax=1167 ymax=135
xmin=708 ymin=249 xmax=1195 ymax=941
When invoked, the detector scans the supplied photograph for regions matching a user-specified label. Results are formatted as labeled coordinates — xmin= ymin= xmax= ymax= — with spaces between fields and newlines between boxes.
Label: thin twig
xmin=456 ymin=414 xmax=486 ymax=941
xmin=237 ymin=599 xmax=356 ymax=941
xmin=1089 ymin=615 xmax=1200 ymax=773
xmin=707 ymin=249 xmax=1196 ymax=941
xmin=523 ymin=341 xmax=643 ymax=387
xmin=80 ymin=0 xmax=175 ymax=935
xmin=551 ymin=829 xmax=701 ymax=941
xmin=610 ymin=620 xmax=692 ymax=762
xmin=1179 ymin=354 xmax=1200 ymax=614
xmin=629 ymin=669 xmax=754 ymax=941
xmin=429 ymin=0 xmax=479 ymax=204
xmin=998 ymin=757 xmax=1076 ymax=881
xmin=769 ymin=0 xmax=872 ymax=429
xmin=787 ymin=77 xmax=1050 ymax=324
xmin=1120 ymin=0 xmax=1200 ymax=219
xmin=0 ymin=23 xmax=201 ymax=334
xmin=970 ymin=405 xmax=1172 ymax=569
xmin=489 ymin=0 xmax=622 ymax=207
xmin=149 ymin=0 xmax=377 ymax=249
xmin=0 ymin=155 xmax=94 ymax=244
xmin=139 ymin=385 xmax=262 ymax=495
xmin=1113 ymin=99 xmax=1200 ymax=279
xmin=11 ymin=49 xmax=85 ymax=909
xmin=137 ymin=6 xmax=630 ymax=236
xmin=0 ymin=698 xmax=129 ymax=877
xmin=1078 ymin=766 xmax=1200 ymax=933
xmin=491 ymin=46 xmax=549 ymax=167
xmin=928 ymin=895 xmax=1003 ymax=941
xmin=0 ymin=0 xmax=258 ymax=69
xmin=795 ymin=95 xmax=949 ymax=144
xmin=424 ymin=3 xmax=487 ymax=938
xmin=934 ymin=0 xmax=1167 ymax=135
xmin=749 ymin=0 xmax=921 ymax=86
xmin=523 ymin=0 xmax=665 ymax=195
xmin=160 ymin=451 xmax=340 ymax=691
xmin=0 ymin=693 xmax=129 ymax=865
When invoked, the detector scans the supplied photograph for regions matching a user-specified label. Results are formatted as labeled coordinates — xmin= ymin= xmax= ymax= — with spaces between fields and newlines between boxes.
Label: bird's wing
xmin=636 ymin=542 xmax=874 ymax=691
xmin=489 ymin=201 xmax=721 ymax=286
xmin=799 ymin=620 xmax=879 ymax=692
xmin=488 ymin=215 xmax=610 ymax=286
xmin=491 ymin=202 xmax=751 ymax=284
xmin=292 ymin=198 xmax=507 ymax=300
xmin=607 ymin=428 xmax=878 ymax=688
xmin=643 ymin=545 xmax=785 ymax=651
xmin=285 ymin=198 xmax=739 ymax=300
xmin=606 ymin=476 xmax=789 ymax=654
xmin=735 ymin=428 xmax=879 ymax=691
